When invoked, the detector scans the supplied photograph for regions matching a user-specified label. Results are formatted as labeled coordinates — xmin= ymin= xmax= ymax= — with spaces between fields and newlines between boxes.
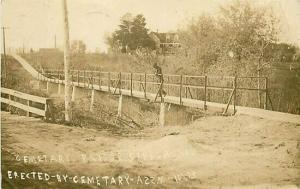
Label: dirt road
xmin=1 ymin=111 xmax=300 ymax=188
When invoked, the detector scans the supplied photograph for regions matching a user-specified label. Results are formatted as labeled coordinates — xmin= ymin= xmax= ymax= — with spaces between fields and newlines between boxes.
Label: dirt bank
xmin=1 ymin=112 xmax=300 ymax=188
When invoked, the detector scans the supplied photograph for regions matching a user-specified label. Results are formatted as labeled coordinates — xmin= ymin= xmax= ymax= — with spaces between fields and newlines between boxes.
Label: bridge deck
xmin=9 ymin=53 xmax=300 ymax=124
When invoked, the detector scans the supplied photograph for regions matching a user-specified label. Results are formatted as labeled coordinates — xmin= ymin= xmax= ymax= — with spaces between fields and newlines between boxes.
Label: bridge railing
xmin=41 ymin=69 xmax=271 ymax=110
xmin=1 ymin=87 xmax=51 ymax=118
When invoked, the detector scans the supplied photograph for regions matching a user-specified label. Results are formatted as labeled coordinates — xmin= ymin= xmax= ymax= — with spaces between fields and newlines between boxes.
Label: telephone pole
xmin=62 ymin=0 xmax=71 ymax=122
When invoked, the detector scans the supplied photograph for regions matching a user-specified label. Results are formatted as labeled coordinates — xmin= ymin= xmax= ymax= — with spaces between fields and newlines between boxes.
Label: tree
xmin=179 ymin=15 xmax=220 ymax=74
xmin=218 ymin=0 xmax=278 ymax=73
xmin=107 ymin=13 xmax=155 ymax=53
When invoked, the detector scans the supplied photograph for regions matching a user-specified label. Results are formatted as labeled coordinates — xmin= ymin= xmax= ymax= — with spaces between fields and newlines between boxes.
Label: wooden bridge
xmin=6 ymin=53 xmax=300 ymax=124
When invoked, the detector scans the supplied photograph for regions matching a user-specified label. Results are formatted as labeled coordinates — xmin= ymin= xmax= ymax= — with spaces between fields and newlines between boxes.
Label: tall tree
xmin=108 ymin=14 xmax=155 ymax=52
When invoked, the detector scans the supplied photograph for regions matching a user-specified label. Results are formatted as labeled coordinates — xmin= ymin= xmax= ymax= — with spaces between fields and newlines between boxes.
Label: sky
xmin=1 ymin=0 xmax=300 ymax=52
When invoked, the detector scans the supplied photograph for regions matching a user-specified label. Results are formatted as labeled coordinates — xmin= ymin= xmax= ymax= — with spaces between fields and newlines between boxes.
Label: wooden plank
xmin=1 ymin=97 xmax=46 ymax=116
xmin=1 ymin=88 xmax=48 ymax=104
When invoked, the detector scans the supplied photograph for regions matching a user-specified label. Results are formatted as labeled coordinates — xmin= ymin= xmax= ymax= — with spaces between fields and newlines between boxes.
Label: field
xmin=2 ymin=111 xmax=300 ymax=188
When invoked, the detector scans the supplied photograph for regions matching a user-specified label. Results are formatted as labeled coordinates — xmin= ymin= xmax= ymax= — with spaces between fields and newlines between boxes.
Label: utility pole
xmin=62 ymin=0 xmax=71 ymax=122
xmin=2 ymin=27 xmax=8 ymax=79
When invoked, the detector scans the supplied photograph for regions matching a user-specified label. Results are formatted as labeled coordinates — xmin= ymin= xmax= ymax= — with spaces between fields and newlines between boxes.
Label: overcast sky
xmin=1 ymin=0 xmax=300 ymax=52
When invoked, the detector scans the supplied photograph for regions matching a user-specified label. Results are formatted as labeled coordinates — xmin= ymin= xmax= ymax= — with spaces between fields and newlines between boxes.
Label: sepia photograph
xmin=1 ymin=0 xmax=300 ymax=188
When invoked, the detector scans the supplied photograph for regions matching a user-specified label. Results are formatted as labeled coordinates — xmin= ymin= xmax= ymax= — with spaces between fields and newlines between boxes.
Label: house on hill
xmin=149 ymin=32 xmax=181 ymax=54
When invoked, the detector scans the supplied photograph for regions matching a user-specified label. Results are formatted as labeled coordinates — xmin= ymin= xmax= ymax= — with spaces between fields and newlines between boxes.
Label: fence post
xmin=180 ymin=75 xmax=183 ymax=105
xmin=130 ymin=73 xmax=133 ymax=96
xmin=144 ymin=73 xmax=147 ymax=99
xmin=166 ymin=75 xmax=169 ymax=94
xmin=83 ymin=70 xmax=86 ymax=87
xmin=71 ymin=70 xmax=73 ymax=85
xmin=91 ymin=71 xmax=94 ymax=89
xmin=184 ymin=76 xmax=187 ymax=98
xmin=58 ymin=83 xmax=61 ymax=94
xmin=204 ymin=75 xmax=207 ymax=110
xmin=117 ymin=94 xmax=123 ymax=117
xmin=233 ymin=76 xmax=237 ymax=114
xmin=27 ymin=100 xmax=30 ymax=117
xmin=264 ymin=77 xmax=268 ymax=109
xmin=71 ymin=85 xmax=76 ymax=102
xmin=108 ymin=72 xmax=111 ymax=92
xmin=46 ymin=81 xmax=49 ymax=93
xmin=58 ymin=70 xmax=60 ymax=83
xmin=8 ymin=94 xmax=12 ymax=113
xmin=139 ymin=74 xmax=142 ymax=91
xmin=44 ymin=99 xmax=52 ymax=120
xmin=119 ymin=72 xmax=122 ymax=94
xmin=159 ymin=101 xmax=165 ymax=127
xmin=77 ymin=70 xmax=79 ymax=86
xmin=98 ymin=71 xmax=101 ymax=90
xmin=90 ymin=89 xmax=95 ymax=112
xmin=258 ymin=76 xmax=261 ymax=108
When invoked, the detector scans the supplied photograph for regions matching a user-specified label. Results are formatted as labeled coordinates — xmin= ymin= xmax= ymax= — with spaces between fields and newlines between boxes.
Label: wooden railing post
xmin=144 ymin=73 xmax=147 ymax=98
xmin=233 ymin=76 xmax=237 ymax=114
xmin=119 ymin=72 xmax=122 ymax=94
xmin=27 ymin=100 xmax=30 ymax=117
xmin=8 ymin=94 xmax=11 ymax=113
xmin=83 ymin=70 xmax=86 ymax=87
xmin=117 ymin=94 xmax=123 ymax=117
xmin=46 ymin=81 xmax=49 ymax=93
xmin=204 ymin=75 xmax=207 ymax=110
xmin=258 ymin=76 xmax=261 ymax=108
xmin=58 ymin=70 xmax=60 ymax=83
xmin=159 ymin=100 xmax=165 ymax=127
xmin=91 ymin=71 xmax=94 ymax=89
xmin=130 ymin=73 xmax=133 ymax=96
xmin=180 ymin=75 xmax=183 ymax=105
xmin=167 ymin=75 xmax=169 ymax=94
xmin=77 ymin=70 xmax=79 ymax=86
xmin=108 ymin=72 xmax=111 ymax=92
xmin=71 ymin=85 xmax=76 ymax=102
xmin=139 ymin=74 xmax=142 ymax=91
xmin=264 ymin=77 xmax=268 ymax=110
xmin=71 ymin=70 xmax=74 ymax=85
xmin=184 ymin=76 xmax=187 ymax=98
xmin=90 ymin=89 xmax=95 ymax=112
xmin=98 ymin=71 xmax=101 ymax=90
